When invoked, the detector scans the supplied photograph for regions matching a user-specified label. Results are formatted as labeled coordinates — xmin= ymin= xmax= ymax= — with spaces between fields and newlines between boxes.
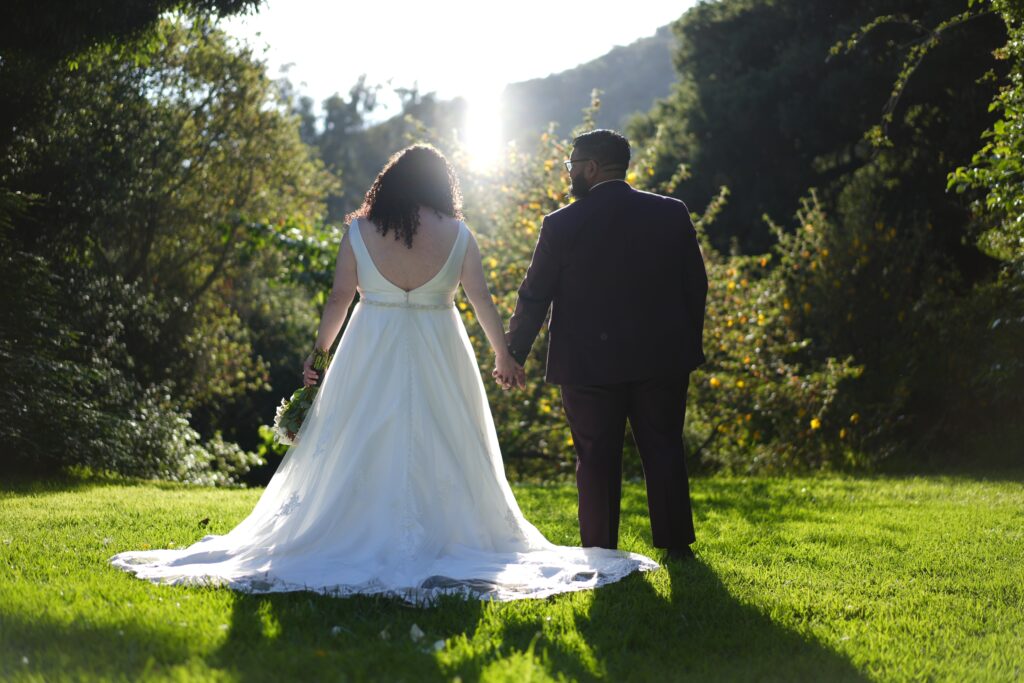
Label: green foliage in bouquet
xmin=272 ymin=347 xmax=333 ymax=446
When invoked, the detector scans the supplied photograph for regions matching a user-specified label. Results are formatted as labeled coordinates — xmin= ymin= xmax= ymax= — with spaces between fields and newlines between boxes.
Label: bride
xmin=110 ymin=144 xmax=658 ymax=602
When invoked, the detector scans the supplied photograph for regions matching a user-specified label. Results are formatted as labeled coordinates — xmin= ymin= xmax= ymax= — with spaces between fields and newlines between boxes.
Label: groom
xmin=502 ymin=129 xmax=708 ymax=561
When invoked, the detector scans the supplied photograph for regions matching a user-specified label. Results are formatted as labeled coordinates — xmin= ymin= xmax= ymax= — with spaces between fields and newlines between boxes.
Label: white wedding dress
xmin=110 ymin=218 xmax=658 ymax=603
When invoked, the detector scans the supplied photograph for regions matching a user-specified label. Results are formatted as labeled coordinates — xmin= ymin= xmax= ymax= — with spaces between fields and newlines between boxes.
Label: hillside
xmin=500 ymin=24 xmax=678 ymax=146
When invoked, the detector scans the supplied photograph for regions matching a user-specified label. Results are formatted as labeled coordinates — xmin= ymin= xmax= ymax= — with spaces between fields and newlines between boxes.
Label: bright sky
xmin=222 ymin=0 xmax=695 ymax=168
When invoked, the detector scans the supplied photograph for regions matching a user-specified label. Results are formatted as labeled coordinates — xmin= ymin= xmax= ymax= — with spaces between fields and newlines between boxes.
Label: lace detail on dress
xmin=504 ymin=507 xmax=527 ymax=540
xmin=110 ymin=551 xmax=659 ymax=605
xmin=275 ymin=492 xmax=300 ymax=518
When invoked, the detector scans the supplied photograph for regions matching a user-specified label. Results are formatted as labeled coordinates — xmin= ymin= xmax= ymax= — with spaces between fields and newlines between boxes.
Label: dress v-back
xmin=352 ymin=216 xmax=465 ymax=301
xmin=110 ymin=218 xmax=657 ymax=602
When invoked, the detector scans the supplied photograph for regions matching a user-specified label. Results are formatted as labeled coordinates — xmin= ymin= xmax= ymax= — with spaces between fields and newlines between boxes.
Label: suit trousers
xmin=560 ymin=372 xmax=696 ymax=550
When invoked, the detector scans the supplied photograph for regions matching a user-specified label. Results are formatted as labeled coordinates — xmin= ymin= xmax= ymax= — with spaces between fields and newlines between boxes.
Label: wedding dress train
xmin=109 ymin=218 xmax=658 ymax=602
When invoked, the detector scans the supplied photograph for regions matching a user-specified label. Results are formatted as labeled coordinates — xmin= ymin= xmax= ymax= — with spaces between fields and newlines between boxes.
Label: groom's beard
xmin=569 ymin=175 xmax=592 ymax=198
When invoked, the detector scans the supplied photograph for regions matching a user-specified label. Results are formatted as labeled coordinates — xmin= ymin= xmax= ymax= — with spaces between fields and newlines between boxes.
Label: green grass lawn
xmin=1 ymin=474 xmax=1022 ymax=682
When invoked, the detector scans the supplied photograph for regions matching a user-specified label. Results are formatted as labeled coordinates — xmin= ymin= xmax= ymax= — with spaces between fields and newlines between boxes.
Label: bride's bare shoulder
xmin=416 ymin=209 xmax=461 ymax=236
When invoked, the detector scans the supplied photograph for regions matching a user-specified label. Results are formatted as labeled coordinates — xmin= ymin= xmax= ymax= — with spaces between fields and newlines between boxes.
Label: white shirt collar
xmin=589 ymin=179 xmax=629 ymax=191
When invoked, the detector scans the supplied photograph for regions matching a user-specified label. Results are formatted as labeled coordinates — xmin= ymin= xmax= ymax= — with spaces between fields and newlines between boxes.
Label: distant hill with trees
xmin=289 ymin=24 xmax=680 ymax=224
xmin=500 ymin=25 xmax=677 ymax=146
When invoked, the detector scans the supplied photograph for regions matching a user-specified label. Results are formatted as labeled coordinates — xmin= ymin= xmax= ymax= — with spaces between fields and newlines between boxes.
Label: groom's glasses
xmin=563 ymin=158 xmax=592 ymax=172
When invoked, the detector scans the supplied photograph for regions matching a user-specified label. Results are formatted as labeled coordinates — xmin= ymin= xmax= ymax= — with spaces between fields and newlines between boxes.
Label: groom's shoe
xmin=665 ymin=546 xmax=695 ymax=563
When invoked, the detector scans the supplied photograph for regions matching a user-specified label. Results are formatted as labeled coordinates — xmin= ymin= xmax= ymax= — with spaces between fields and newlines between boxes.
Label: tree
xmin=0 ymin=0 xmax=262 ymax=160
xmin=630 ymin=0 xmax=1006 ymax=255
xmin=316 ymin=76 xmax=383 ymax=221
xmin=627 ymin=0 xmax=1020 ymax=462
xmin=300 ymin=80 xmax=469 ymax=223
xmin=951 ymin=0 xmax=1024 ymax=267
xmin=2 ymin=16 xmax=337 ymax=480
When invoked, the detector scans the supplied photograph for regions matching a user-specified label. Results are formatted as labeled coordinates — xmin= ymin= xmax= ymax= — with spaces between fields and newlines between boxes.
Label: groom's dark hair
xmin=572 ymin=129 xmax=630 ymax=176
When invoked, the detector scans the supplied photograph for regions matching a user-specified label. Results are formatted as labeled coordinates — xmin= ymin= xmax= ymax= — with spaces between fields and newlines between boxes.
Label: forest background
xmin=2 ymin=0 xmax=1021 ymax=487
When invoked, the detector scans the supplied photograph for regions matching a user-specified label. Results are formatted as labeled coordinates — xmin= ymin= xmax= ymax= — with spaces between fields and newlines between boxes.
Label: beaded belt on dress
xmin=359 ymin=294 xmax=454 ymax=310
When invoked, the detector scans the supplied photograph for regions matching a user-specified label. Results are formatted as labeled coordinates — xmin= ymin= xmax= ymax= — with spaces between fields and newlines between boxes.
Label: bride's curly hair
xmin=346 ymin=144 xmax=464 ymax=248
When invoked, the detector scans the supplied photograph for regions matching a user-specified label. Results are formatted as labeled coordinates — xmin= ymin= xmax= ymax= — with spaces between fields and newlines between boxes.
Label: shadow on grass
xmin=441 ymin=558 xmax=868 ymax=682
xmin=578 ymin=558 xmax=867 ymax=681
xmin=0 ymin=612 xmax=195 ymax=680
xmin=206 ymin=589 xmax=488 ymax=680
xmin=202 ymin=560 xmax=867 ymax=681
xmin=3 ymin=563 xmax=866 ymax=681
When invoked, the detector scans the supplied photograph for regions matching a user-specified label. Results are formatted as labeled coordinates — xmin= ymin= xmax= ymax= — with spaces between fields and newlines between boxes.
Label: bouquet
xmin=272 ymin=347 xmax=333 ymax=446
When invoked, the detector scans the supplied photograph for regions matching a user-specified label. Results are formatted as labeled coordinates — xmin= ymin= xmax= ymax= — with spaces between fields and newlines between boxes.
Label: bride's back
xmin=357 ymin=208 xmax=462 ymax=292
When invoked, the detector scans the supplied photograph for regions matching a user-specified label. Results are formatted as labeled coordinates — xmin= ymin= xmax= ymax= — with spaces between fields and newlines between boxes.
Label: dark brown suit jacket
xmin=505 ymin=180 xmax=708 ymax=385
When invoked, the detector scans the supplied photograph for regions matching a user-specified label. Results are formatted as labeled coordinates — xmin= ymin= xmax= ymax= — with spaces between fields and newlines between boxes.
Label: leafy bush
xmin=770 ymin=182 xmax=1024 ymax=461
xmin=685 ymin=191 xmax=863 ymax=472
xmin=1 ymin=236 xmax=262 ymax=484
xmin=1 ymin=16 xmax=336 ymax=483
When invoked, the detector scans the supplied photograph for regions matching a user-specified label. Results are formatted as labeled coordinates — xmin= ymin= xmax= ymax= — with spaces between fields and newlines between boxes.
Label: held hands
xmin=492 ymin=352 xmax=526 ymax=391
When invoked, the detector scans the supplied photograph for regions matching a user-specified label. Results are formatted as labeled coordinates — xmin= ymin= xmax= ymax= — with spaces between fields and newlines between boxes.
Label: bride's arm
xmin=303 ymin=231 xmax=357 ymax=386
xmin=460 ymin=229 xmax=520 ymax=387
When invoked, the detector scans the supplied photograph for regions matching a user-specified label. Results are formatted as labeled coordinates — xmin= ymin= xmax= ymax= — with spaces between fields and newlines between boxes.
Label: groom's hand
xmin=492 ymin=353 xmax=523 ymax=391
xmin=492 ymin=362 xmax=526 ymax=391
xmin=512 ymin=364 xmax=526 ymax=390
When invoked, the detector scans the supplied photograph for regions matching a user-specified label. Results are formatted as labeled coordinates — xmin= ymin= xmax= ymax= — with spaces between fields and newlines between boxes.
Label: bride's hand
xmin=492 ymin=353 xmax=523 ymax=391
xmin=302 ymin=353 xmax=320 ymax=387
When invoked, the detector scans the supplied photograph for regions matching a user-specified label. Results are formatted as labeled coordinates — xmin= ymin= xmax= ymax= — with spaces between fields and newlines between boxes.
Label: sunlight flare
xmin=462 ymin=86 xmax=506 ymax=172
